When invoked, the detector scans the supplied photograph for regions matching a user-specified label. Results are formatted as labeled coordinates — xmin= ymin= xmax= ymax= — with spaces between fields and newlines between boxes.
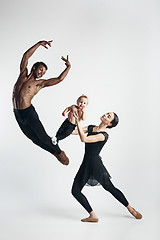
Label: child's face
xmin=77 ymin=97 xmax=88 ymax=109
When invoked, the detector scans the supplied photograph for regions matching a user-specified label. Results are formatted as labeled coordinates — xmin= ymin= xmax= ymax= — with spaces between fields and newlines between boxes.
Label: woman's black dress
xmin=74 ymin=125 xmax=111 ymax=187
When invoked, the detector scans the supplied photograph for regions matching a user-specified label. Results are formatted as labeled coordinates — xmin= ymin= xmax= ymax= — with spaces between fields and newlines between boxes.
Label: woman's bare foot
xmin=127 ymin=205 xmax=142 ymax=219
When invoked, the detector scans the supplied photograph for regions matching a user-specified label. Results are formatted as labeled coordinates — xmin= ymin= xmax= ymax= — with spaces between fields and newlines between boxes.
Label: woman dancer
xmin=72 ymin=112 xmax=142 ymax=222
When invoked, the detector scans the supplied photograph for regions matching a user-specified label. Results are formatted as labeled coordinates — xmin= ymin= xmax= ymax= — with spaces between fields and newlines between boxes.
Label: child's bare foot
xmin=52 ymin=136 xmax=57 ymax=145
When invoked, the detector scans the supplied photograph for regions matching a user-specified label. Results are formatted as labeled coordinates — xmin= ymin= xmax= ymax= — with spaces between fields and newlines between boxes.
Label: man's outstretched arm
xmin=20 ymin=40 xmax=53 ymax=73
xmin=42 ymin=55 xmax=71 ymax=87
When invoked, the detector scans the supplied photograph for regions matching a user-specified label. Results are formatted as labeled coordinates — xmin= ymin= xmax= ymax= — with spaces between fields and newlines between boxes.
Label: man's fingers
xmin=43 ymin=45 xmax=48 ymax=49
xmin=61 ymin=55 xmax=69 ymax=62
xmin=48 ymin=40 xmax=53 ymax=47
xmin=41 ymin=40 xmax=52 ymax=48
xmin=61 ymin=56 xmax=66 ymax=61
xmin=41 ymin=42 xmax=49 ymax=49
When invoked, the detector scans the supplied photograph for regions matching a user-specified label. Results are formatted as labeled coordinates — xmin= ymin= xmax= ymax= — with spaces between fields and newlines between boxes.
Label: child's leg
xmin=56 ymin=119 xmax=76 ymax=142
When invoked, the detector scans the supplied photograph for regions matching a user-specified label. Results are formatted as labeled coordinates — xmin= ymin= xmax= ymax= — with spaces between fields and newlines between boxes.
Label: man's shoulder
xmin=15 ymin=69 xmax=28 ymax=86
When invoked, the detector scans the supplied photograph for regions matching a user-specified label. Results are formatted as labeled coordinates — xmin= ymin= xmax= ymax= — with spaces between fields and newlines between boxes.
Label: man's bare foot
xmin=53 ymin=151 xmax=69 ymax=165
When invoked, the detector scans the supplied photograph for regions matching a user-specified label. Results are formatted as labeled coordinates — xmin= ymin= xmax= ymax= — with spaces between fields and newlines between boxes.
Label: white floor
xmin=0 ymin=150 xmax=159 ymax=240
xmin=0 ymin=204 xmax=158 ymax=240
xmin=1 ymin=0 xmax=160 ymax=238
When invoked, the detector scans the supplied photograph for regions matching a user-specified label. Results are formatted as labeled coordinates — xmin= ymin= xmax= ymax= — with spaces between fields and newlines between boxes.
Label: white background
xmin=0 ymin=0 xmax=159 ymax=239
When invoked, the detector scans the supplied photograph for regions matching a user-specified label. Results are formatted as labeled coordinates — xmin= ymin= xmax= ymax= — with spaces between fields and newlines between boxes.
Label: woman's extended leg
xmin=101 ymin=179 xmax=129 ymax=207
xmin=101 ymin=179 xmax=142 ymax=219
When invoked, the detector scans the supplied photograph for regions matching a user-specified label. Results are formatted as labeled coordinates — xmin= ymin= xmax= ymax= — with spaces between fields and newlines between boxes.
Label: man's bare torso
xmin=12 ymin=69 xmax=43 ymax=109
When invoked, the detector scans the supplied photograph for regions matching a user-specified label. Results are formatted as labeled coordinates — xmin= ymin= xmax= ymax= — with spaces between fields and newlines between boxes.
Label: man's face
xmin=100 ymin=112 xmax=114 ymax=126
xmin=34 ymin=65 xmax=47 ymax=79
xmin=77 ymin=97 xmax=88 ymax=109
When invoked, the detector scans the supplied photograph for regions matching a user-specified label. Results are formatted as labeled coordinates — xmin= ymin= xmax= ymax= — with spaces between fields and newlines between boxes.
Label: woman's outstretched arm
xmin=76 ymin=120 xmax=105 ymax=143
xmin=72 ymin=126 xmax=88 ymax=135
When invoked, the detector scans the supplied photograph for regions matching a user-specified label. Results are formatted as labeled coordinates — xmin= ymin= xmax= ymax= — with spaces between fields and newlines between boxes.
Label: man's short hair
xmin=31 ymin=62 xmax=48 ymax=72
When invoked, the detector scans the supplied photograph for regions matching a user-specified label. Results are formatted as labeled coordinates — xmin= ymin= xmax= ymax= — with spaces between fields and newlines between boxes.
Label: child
xmin=52 ymin=95 xmax=88 ymax=144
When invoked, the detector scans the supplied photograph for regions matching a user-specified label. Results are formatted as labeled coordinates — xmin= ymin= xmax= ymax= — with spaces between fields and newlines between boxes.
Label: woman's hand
xmin=73 ymin=111 xmax=81 ymax=124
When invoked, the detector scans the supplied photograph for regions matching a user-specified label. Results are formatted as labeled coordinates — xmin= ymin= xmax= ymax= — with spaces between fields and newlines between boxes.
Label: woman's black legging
xmin=72 ymin=178 xmax=129 ymax=214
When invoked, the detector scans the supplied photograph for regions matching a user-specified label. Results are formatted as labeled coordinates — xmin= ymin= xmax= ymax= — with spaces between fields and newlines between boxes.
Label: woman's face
xmin=100 ymin=112 xmax=114 ymax=126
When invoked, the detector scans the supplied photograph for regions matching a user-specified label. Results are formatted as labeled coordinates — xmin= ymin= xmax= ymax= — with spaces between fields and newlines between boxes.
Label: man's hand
xmin=39 ymin=40 xmax=53 ymax=49
xmin=61 ymin=55 xmax=71 ymax=68
xmin=20 ymin=40 xmax=53 ymax=73
xmin=41 ymin=53 xmax=71 ymax=88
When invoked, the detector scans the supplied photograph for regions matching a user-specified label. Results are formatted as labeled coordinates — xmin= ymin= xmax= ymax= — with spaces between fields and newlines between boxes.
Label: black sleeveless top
xmin=85 ymin=125 xmax=109 ymax=156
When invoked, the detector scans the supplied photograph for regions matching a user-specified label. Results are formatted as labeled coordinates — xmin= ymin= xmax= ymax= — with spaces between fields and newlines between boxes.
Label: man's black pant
xmin=14 ymin=105 xmax=61 ymax=154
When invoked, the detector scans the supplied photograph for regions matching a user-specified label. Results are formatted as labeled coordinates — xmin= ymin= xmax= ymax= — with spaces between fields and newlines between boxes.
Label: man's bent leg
xmin=16 ymin=120 xmax=57 ymax=154
xmin=26 ymin=107 xmax=61 ymax=153
xmin=14 ymin=106 xmax=69 ymax=165
xmin=27 ymin=116 xmax=69 ymax=165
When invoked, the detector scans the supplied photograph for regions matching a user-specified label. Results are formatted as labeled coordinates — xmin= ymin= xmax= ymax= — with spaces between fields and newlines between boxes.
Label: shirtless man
xmin=12 ymin=40 xmax=71 ymax=165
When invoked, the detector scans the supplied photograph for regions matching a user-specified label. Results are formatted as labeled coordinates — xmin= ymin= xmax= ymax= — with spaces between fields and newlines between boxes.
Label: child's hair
xmin=76 ymin=94 xmax=88 ymax=105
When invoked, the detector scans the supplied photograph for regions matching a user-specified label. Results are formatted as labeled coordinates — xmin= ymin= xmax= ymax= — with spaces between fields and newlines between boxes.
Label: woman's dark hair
xmin=107 ymin=112 xmax=119 ymax=129
xmin=31 ymin=62 xmax=48 ymax=72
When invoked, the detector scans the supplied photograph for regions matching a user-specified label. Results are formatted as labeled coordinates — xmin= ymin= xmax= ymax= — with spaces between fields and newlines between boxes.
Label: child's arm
xmin=62 ymin=107 xmax=70 ymax=116
xmin=81 ymin=109 xmax=86 ymax=121
xmin=78 ymin=107 xmax=86 ymax=121
xmin=62 ymin=105 xmax=77 ymax=116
